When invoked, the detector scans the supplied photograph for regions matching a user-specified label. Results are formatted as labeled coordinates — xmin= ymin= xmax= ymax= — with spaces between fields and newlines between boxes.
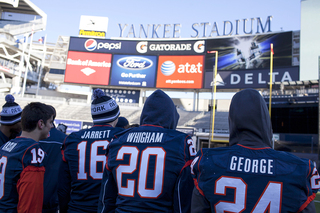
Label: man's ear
xmin=37 ymin=119 xmax=44 ymax=130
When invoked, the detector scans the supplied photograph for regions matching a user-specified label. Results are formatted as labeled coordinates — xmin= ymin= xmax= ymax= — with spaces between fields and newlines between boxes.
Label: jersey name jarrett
xmin=81 ymin=130 xmax=111 ymax=139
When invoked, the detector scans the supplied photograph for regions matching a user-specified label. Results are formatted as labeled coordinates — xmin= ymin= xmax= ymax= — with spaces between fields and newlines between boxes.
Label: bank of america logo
xmin=81 ymin=67 xmax=96 ymax=76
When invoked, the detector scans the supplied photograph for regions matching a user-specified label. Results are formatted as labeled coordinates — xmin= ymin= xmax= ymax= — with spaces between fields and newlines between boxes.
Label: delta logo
xmin=84 ymin=39 xmax=97 ymax=51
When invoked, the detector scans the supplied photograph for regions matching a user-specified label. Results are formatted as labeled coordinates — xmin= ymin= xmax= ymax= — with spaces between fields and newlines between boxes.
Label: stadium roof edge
xmin=23 ymin=0 xmax=47 ymax=29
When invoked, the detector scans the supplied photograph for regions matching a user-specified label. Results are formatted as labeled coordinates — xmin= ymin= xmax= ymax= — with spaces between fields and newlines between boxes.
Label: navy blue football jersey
xmin=191 ymin=144 xmax=320 ymax=213
xmin=59 ymin=124 xmax=124 ymax=213
xmin=0 ymin=130 xmax=9 ymax=146
xmin=39 ymin=127 xmax=67 ymax=213
xmin=0 ymin=137 xmax=46 ymax=212
xmin=98 ymin=125 xmax=196 ymax=213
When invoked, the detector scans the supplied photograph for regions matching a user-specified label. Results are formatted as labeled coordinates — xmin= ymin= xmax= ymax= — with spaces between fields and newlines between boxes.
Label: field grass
xmin=314 ymin=193 xmax=320 ymax=212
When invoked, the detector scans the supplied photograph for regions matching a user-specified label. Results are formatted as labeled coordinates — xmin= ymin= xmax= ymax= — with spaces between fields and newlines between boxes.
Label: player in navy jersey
xmin=39 ymin=106 xmax=67 ymax=213
xmin=0 ymin=94 xmax=22 ymax=146
xmin=98 ymin=89 xmax=196 ymax=213
xmin=0 ymin=102 xmax=54 ymax=213
xmin=191 ymin=88 xmax=320 ymax=213
xmin=58 ymin=89 xmax=124 ymax=213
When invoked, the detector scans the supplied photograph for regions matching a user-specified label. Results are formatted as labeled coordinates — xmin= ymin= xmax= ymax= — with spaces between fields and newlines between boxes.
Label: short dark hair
xmin=21 ymin=102 xmax=54 ymax=132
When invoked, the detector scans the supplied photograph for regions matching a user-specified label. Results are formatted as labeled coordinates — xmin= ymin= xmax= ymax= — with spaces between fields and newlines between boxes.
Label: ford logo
xmin=117 ymin=57 xmax=153 ymax=70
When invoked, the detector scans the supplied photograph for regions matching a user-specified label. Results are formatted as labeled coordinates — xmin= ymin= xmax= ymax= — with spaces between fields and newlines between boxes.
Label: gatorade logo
xmin=136 ymin=41 xmax=148 ymax=53
xmin=193 ymin=40 xmax=205 ymax=53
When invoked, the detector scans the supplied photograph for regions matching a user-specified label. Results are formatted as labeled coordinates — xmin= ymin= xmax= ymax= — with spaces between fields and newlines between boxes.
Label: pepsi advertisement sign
xmin=136 ymin=40 xmax=205 ymax=55
xmin=110 ymin=55 xmax=157 ymax=88
xmin=68 ymin=37 xmax=137 ymax=54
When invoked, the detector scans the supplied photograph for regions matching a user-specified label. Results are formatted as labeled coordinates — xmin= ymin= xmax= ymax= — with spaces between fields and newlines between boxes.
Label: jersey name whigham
xmin=126 ymin=132 xmax=164 ymax=143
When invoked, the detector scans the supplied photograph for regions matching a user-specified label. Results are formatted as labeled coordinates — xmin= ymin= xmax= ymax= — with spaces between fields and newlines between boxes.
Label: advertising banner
xmin=110 ymin=55 xmax=157 ymax=88
xmin=205 ymin=31 xmax=293 ymax=71
xmin=54 ymin=119 xmax=82 ymax=134
xmin=64 ymin=51 xmax=112 ymax=85
xmin=156 ymin=55 xmax=204 ymax=89
xmin=68 ymin=37 xmax=137 ymax=54
xmin=93 ymin=88 xmax=140 ymax=104
xmin=203 ymin=66 xmax=299 ymax=89
xmin=136 ymin=40 xmax=205 ymax=55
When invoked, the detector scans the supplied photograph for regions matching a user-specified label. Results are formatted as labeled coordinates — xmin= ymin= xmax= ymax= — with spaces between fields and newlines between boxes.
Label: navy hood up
xmin=140 ymin=89 xmax=179 ymax=130
xmin=228 ymin=88 xmax=273 ymax=148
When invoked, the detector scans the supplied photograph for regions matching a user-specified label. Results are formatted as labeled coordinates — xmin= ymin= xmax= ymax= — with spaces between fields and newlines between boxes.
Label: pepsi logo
xmin=117 ymin=57 xmax=153 ymax=70
xmin=161 ymin=61 xmax=175 ymax=76
xmin=84 ymin=39 xmax=97 ymax=51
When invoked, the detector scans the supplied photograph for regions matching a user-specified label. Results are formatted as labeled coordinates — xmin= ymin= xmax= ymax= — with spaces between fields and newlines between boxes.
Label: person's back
xmin=60 ymin=125 xmax=123 ymax=212
xmin=98 ymin=89 xmax=196 ymax=213
xmin=193 ymin=145 xmax=319 ymax=212
xmin=0 ymin=137 xmax=46 ymax=212
xmin=191 ymin=88 xmax=320 ymax=213
xmin=40 ymin=127 xmax=67 ymax=213
xmin=58 ymin=88 xmax=123 ymax=213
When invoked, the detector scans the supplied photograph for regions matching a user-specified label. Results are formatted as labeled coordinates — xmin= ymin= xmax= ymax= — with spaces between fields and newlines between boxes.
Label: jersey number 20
xmin=116 ymin=146 xmax=165 ymax=198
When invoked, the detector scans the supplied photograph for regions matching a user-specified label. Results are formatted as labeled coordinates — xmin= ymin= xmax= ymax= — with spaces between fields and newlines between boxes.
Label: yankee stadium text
xmin=229 ymin=155 xmax=274 ymax=175
xmin=126 ymin=132 xmax=164 ymax=143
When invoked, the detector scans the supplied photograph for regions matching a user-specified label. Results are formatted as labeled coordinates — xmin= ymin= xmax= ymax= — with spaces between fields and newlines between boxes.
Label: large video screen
xmin=205 ymin=31 xmax=293 ymax=71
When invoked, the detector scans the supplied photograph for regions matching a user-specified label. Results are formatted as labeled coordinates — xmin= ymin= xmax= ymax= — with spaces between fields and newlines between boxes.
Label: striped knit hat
xmin=0 ymin=94 xmax=22 ymax=125
xmin=91 ymin=89 xmax=120 ymax=124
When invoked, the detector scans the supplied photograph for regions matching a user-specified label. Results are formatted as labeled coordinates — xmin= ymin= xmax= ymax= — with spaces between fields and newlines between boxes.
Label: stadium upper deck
xmin=0 ymin=0 xmax=50 ymax=94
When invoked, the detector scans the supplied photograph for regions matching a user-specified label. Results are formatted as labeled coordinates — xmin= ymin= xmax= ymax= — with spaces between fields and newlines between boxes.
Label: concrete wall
xmin=300 ymin=0 xmax=320 ymax=80
xmin=173 ymin=98 xmax=230 ymax=111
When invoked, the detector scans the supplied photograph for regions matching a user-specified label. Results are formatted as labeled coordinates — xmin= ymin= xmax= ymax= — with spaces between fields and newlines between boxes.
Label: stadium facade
xmin=0 ymin=0 xmax=319 ymax=162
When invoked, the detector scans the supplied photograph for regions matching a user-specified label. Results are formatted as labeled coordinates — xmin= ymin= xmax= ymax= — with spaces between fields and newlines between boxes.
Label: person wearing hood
xmin=98 ymin=89 xmax=196 ymax=213
xmin=191 ymin=88 xmax=319 ymax=213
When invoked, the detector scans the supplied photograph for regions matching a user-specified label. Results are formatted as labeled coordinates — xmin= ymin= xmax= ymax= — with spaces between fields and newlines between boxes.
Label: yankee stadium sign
xmin=118 ymin=16 xmax=272 ymax=39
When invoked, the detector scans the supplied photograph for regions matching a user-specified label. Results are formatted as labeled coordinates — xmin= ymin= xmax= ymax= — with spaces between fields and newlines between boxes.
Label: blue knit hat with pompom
xmin=91 ymin=89 xmax=120 ymax=124
xmin=0 ymin=94 xmax=22 ymax=125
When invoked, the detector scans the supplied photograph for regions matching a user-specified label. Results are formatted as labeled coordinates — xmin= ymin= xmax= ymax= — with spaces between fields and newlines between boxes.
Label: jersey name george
xmin=228 ymin=155 xmax=275 ymax=176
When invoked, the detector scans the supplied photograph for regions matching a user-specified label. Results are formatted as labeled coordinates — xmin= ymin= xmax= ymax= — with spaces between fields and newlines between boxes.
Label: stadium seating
xmin=0 ymin=94 xmax=230 ymax=134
